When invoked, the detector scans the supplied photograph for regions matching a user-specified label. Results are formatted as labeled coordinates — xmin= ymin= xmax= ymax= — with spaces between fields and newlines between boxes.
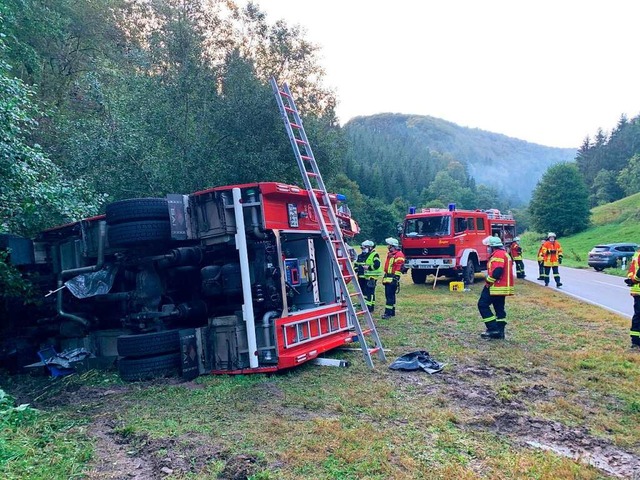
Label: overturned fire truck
xmin=3 ymin=183 xmax=364 ymax=379
xmin=2 ymin=79 xmax=384 ymax=379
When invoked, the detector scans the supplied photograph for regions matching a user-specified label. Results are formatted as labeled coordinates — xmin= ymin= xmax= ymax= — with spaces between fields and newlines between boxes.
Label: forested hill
xmin=342 ymin=113 xmax=576 ymax=205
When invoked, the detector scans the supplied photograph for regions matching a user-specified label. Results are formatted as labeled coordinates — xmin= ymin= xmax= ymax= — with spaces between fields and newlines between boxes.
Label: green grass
xmin=3 ymin=278 xmax=639 ymax=479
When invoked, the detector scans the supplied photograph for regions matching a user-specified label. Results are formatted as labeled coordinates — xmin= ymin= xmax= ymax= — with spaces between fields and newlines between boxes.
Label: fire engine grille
xmin=404 ymin=245 xmax=455 ymax=257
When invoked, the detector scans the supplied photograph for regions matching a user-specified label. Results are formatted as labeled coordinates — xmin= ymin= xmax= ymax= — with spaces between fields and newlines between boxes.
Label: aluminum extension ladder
xmin=270 ymin=77 xmax=386 ymax=368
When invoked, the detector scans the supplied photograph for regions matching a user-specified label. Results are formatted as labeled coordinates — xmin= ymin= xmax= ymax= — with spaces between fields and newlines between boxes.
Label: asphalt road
xmin=522 ymin=259 xmax=633 ymax=318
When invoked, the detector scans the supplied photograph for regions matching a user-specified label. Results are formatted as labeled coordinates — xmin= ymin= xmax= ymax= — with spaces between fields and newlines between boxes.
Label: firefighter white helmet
xmin=513 ymin=237 xmax=520 ymax=242
xmin=385 ymin=237 xmax=400 ymax=248
xmin=548 ymin=232 xmax=556 ymax=239
xmin=361 ymin=240 xmax=375 ymax=248
xmin=483 ymin=235 xmax=503 ymax=247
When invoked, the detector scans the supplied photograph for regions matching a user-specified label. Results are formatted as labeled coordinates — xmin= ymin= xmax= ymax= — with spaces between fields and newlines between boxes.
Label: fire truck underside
xmin=2 ymin=183 xmax=356 ymax=378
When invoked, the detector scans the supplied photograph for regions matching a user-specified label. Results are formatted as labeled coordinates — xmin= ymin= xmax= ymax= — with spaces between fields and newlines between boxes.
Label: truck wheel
xmin=117 ymin=330 xmax=180 ymax=358
xmin=411 ymin=269 xmax=427 ymax=284
xmin=463 ymin=261 xmax=476 ymax=284
xmin=108 ymin=220 xmax=171 ymax=247
xmin=106 ymin=198 xmax=169 ymax=225
xmin=118 ymin=353 xmax=181 ymax=382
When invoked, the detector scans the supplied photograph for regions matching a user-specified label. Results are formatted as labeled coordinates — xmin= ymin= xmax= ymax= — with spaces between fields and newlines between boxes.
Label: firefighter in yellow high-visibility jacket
xmin=625 ymin=249 xmax=640 ymax=350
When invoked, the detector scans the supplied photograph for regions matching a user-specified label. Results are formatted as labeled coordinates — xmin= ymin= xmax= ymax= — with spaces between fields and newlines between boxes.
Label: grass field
xmin=2 ymin=275 xmax=640 ymax=479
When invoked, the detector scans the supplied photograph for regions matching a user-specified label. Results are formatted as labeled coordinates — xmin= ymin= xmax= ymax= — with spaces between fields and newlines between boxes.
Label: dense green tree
xmin=590 ymin=169 xmax=624 ymax=206
xmin=0 ymin=38 xmax=102 ymax=236
xmin=528 ymin=163 xmax=590 ymax=237
xmin=617 ymin=154 xmax=640 ymax=197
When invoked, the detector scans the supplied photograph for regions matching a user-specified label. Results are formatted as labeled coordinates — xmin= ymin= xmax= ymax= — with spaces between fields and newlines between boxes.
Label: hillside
xmin=343 ymin=113 xmax=576 ymax=205
xmin=522 ymin=192 xmax=640 ymax=268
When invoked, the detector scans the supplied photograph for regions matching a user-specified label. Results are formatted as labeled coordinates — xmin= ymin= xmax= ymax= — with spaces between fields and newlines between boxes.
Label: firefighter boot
xmin=481 ymin=320 xmax=500 ymax=339
xmin=495 ymin=321 xmax=506 ymax=339
xmin=631 ymin=336 xmax=640 ymax=351
xmin=382 ymin=308 xmax=395 ymax=319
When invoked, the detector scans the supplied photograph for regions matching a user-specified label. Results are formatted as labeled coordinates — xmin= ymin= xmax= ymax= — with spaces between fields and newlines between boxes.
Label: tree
xmin=0 ymin=38 xmax=102 ymax=236
xmin=590 ymin=169 xmax=624 ymax=206
xmin=528 ymin=163 xmax=590 ymax=237
xmin=617 ymin=154 xmax=640 ymax=197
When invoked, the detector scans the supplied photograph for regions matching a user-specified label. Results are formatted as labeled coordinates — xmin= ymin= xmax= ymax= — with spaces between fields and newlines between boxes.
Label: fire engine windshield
xmin=404 ymin=216 xmax=451 ymax=237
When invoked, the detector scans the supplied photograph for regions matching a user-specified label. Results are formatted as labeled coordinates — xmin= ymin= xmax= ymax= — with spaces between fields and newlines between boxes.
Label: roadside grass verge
xmin=2 ymin=279 xmax=639 ymax=479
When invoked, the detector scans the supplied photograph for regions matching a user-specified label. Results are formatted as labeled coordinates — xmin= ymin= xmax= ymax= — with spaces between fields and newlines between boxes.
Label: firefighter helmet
xmin=513 ymin=237 xmax=520 ymax=242
xmin=385 ymin=237 xmax=399 ymax=248
xmin=483 ymin=235 xmax=503 ymax=247
xmin=361 ymin=240 xmax=375 ymax=248
xmin=547 ymin=232 xmax=556 ymax=239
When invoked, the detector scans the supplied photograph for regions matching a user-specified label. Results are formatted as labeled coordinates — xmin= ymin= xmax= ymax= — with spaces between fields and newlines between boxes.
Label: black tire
xmin=108 ymin=220 xmax=171 ymax=247
xmin=106 ymin=198 xmax=169 ymax=225
xmin=594 ymin=267 xmax=604 ymax=272
xmin=411 ymin=269 xmax=427 ymax=284
xmin=462 ymin=261 xmax=476 ymax=284
xmin=117 ymin=330 xmax=180 ymax=358
xmin=118 ymin=353 xmax=181 ymax=382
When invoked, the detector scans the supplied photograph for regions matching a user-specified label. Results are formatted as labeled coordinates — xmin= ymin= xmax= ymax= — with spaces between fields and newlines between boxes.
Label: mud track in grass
xmin=391 ymin=363 xmax=640 ymax=478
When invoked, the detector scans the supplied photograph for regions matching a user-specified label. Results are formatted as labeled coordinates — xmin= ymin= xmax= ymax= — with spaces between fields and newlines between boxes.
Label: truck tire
xmin=108 ymin=220 xmax=171 ymax=247
xmin=118 ymin=353 xmax=181 ymax=382
xmin=117 ymin=330 xmax=180 ymax=358
xmin=106 ymin=198 xmax=169 ymax=225
xmin=462 ymin=261 xmax=476 ymax=284
xmin=411 ymin=269 xmax=427 ymax=284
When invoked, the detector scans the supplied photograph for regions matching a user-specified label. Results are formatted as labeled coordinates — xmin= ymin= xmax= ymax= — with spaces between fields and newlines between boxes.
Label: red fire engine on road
xmin=401 ymin=205 xmax=516 ymax=285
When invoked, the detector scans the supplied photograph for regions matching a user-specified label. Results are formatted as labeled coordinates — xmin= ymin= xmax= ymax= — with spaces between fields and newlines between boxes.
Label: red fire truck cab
xmin=2 ymin=182 xmax=361 ymax=379
xmin=400 ymin=206 xmax=516 ymax=285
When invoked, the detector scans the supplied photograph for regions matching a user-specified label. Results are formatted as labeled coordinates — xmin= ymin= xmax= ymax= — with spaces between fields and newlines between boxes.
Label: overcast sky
xmin=249 ymin=0 xmax=640 ymax=149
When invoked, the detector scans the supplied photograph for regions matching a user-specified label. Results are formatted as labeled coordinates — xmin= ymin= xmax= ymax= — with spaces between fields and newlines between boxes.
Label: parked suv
xmin=587 ymin=243 xmax=639 ymax=271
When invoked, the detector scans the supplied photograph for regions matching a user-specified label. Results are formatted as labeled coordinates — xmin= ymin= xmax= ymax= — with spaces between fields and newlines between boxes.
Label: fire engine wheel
xmin=411 ymin=269 xmax=427 ymax=284
xmin=106 ymin=198 xmax=169 ymax=225
xmin=117 ymin=330 xmax=180 ymax=358
xmin=108 ymin=220 xmax=171 ymax=247
xmin=118 ymin=353 xmax=181 ymax=382
xmin=463 ymin=262 xmax=476 ymax=284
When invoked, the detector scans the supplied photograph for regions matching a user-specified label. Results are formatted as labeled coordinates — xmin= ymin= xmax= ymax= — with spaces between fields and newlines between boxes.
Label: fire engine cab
xmin=401 ymin=205 xmax=516 ymax=285
xmin=2 ymin=182 xmax=361 ymax=379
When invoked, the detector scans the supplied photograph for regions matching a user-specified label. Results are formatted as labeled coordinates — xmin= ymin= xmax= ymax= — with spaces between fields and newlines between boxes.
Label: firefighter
xmin=540 ymin=232 xmax=563 ymax=287
xmin=624 ymin=248 xmax=640 ymax=350
xmin=510 ymin=236 xmax=525 ymax=279
xmin=536 ymin=238 xmax=546 ymax=280
xmin=381 ymin=237 xmax=406 ymax=319
xmin=478 ymin=236 xmax=515 ymax=339
xmin=354 ymin=240 xmax=382 ymax=312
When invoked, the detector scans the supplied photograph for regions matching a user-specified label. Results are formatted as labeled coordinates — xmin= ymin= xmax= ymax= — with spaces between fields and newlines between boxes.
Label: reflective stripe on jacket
xmin=382 ymin=250 xmax=405 ymax=284
xmin=355 ymin=250 xmax=382 ymax=279
xmin=486 ymin=248 xmax=514 ymax=296
xmin=541 ymin=240 xmax=563 ymax=266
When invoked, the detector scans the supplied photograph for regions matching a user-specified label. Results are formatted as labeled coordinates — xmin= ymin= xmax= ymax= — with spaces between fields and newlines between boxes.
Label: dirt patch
xmin=389 ymin=362 xmax=640 ymax=478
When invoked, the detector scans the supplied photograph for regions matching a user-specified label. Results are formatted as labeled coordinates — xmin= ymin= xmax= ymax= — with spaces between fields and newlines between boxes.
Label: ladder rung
xmin=355 ymin=310 xmax=366 ymax=316
xmin=349 ymin=292 xmax=360 ymax=297
xmin=290 ymin=122 xmax=301 ymax=129
xmin=360 ymin=328 xmax=373 ymax=335
xmin=368 ymin=347 xmax=381 ymax=355
xmin=300 ymin=155 xmax=313 ymax=161
xmin=279 ymin=90 xmax=292 ymax=98
xmin=295 ymin=138 xmax=307 ymax=145
xmin=307 ymin=172 xmax=319 ymax=177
